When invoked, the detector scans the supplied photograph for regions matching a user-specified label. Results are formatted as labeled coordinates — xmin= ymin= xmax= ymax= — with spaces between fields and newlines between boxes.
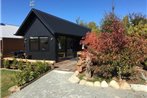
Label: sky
xmin=1 ymin=0 xmax=147 ymax=26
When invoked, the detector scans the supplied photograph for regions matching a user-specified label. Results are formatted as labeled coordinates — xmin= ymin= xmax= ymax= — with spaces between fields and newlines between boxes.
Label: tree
xmin=75 ymin=17 xmax=87 ymax=27
xmin=100 ymin=12 xmax=119 ymax=33
xmin=129 ymin=13 xmax=147 ymax=26
xmin=76 ymin=17 xmax=100 ymax=33
xmin=81 ymin=13 xmax=147 ymax=80
xmin=128 ymin=22 xmax=147 ymax=38
xmin=81 ymin=18 xmax=129 ymax=79
xmin=87 ymin=22 xmax=100 ymax=33
xmin=127 ymin=13 xmax=147 ymax=38
xmin=122 ymin=15 xmax=130 ymax=32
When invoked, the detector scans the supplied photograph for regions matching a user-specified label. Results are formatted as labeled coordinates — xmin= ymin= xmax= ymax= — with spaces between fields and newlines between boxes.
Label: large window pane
xmin=57 ymin=36 xmax=66 ymax=58
xmin=40 ymin=37 xmax=49 ymax=51
xmin=66 ymin=37 xmax=74 ymax=57
xmin=30 ymin=37 xmax=39 ymax=51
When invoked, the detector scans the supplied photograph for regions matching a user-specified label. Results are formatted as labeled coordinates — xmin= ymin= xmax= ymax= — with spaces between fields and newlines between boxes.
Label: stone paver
xmin=10 ymin=70 xmax=147 ymax=98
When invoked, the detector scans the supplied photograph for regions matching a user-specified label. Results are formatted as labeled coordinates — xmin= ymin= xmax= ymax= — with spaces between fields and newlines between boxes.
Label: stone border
xmin=68 ymin=71 xmax=147 ymax=92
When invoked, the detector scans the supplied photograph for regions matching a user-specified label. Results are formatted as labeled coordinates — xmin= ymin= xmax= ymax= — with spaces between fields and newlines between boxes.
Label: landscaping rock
xmin=101 ymin=81 xmax=108 ymax=88
xmin=76 ymin=59 xmax=83 ymax=66
xmin=68 ymin=75 xmax=80 ymax=84
xmin=8 ymin=85 xmax=20 ymax=93
xmin=74 ymin=71 xmax=79 ymax=76
xmin=76 ymin=66 xmax=83 ymax=73
xmin=94 ymin=81 xmax=101 ymax=87
xmin=79 ymin=80 xmax=86 ymax=85
xmin=85 ymin=81 xmax=94 ymax=87
xmin=119 ymin=80 xmax=131 ymax=90
xmin=83 ymin=76 xmax=88 ymax=80
xmin=109 ymin=80 xmax=119 ymax=89
xmin=68 ymin=74 xmax=80 ymax=83
xmin=130 ymin=84 xmax=147 ymax=92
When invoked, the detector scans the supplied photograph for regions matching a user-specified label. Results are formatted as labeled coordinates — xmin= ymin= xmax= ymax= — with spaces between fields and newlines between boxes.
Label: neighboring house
xmin=0 ymin=23 xmax=24 ymax=57
xmin=15 ymin=9 xmax=90 ymax=61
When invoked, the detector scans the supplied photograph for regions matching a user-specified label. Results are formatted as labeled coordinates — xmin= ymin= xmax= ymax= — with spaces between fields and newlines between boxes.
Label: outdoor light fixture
xmin=50 ymin=37 xmax=53 ymax=40
xmin=24 ymin=38 xmax=27 ymax=43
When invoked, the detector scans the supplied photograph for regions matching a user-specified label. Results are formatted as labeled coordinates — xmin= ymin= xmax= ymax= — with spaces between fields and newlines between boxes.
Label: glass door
xmin=66 ymin=37 xmax=74 ymax=58
xmin=57 ymin=36 xmax=75 ymax=60
xmin=57 ymin=36 xmax=66 ymax=59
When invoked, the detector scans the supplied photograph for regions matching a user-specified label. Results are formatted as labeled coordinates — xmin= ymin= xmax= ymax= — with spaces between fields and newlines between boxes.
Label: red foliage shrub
xmin=80 ymin=16 xmax=147 ymax=79
xmin=81 ymin=18 xmax=128 ymax=54
xmin=126 ymin=35 xmax=147 ymax=65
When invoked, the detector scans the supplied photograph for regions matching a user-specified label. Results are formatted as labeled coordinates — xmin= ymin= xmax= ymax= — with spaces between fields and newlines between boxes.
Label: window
xmin=29 ymin=36 xmax=49 ymax=51
xmin=30 ymin=37 xmax=39 ymax=51
xmin=40 ymin=37 xmax=49 ymax=51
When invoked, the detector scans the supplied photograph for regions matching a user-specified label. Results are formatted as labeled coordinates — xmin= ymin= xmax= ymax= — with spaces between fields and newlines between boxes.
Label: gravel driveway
xmin=10 ymin=70 xmax=147 ymax=98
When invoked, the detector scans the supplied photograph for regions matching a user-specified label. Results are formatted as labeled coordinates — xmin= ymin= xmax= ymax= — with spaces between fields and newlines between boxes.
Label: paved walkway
xmin=10 ymin=70 xmax=147 ymax=98
xmin=54 ymin=58 xmax=77 ymax=72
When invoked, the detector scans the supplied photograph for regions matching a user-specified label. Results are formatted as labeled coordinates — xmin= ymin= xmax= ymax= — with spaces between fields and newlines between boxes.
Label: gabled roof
xmin=16 ymin=9 xmax=91 ymax=37
xmin=0 ymin=24 xmax=22 ymax=40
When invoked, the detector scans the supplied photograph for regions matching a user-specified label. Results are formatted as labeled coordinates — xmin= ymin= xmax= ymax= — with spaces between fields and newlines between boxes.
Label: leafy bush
xmin=11 ymin=58 xmax=18 ymax=69
xmin=122 ymin=13 xmax=147 ymax=38
xmin=101 ymin=12 xmax=120 ymax=33
xmin=81 ymin=13 xmax=147 ymax=80
xmin=15 ymin=61 xmax=51 ymax=86
xmin=142 ymin=60 xmax=147 ymax=70
xmin=3 ymin=60 xmax=10 ymax=68
xmin=17 ymin=60 xmax=24 ymax=70
xmin=3 ymin=59 xmax=25 ymax=70
xmin=15 ymin=71 xmax=26 ymax=86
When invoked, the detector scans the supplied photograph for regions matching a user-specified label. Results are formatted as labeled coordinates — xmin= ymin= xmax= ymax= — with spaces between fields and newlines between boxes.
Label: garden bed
xmin=75 ymin=12 xmax=147 ymax=89
xmin=1 ymin=58 xmax=53 ymax=97
xmin=69 ymin=71 xmax=147 ymax=92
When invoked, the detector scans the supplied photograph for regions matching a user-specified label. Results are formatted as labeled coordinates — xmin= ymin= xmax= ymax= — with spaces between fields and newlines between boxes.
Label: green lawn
xmin=0 ymin=69 xmax=18 ymax=98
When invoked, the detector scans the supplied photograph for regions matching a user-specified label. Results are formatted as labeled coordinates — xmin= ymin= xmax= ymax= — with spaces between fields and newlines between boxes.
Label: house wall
xmin=1 ymin=38 xmax=24 ymax=57
xmin=24 ymin=17 xmax=56 ymax=60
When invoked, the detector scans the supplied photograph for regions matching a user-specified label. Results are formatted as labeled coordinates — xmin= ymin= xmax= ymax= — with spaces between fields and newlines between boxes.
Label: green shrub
xmin=17 ymin=60 xmax=24 ymax=70
xmin=15 ymin=63 xmax=34 ymax=86
xmin=15 ymin=71 xmax=25 ymax=86
xmin=11 ymin=58 xmax=18 ymax=69
xmin=143 ymin=60 xmax=147 ymax=70
xmin=15 ymin=61 xmax=51 ymax=86
xmin=3 ymin=60 xmax=10 ymax=68
xmin=32 ymin=62 xmax=51 ymax=75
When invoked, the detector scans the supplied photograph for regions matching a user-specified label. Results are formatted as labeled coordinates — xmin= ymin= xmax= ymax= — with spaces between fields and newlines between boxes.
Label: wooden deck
xmin=54 ymin=58 xmax=77 ymax=72
xmin=3 ymin=57 xmax=55 ymax=65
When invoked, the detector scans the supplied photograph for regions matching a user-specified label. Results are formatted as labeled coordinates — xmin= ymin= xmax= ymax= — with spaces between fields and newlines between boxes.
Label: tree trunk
xmin=85 ymin=55 xmax=93 ymax=78
xmin=85 ymin=64 xmax=92 ymax=78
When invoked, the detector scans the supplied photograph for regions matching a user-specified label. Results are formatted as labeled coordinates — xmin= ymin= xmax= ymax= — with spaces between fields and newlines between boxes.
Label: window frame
xmin=29 ymin=36 xmax=49 ymax=52
xmin=29 ymin=37 xmax=39 ymax=51
xmin=39 ymin=36 xmax=49 ymax=51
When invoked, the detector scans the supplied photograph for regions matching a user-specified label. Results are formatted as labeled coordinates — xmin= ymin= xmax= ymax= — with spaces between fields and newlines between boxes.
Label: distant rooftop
xmin=0 ymin=23 xmax=23 ymax=40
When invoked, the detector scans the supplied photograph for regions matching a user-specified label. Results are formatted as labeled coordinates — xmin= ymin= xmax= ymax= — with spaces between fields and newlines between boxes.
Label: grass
xmin=0 ymin=69 xmax=18 ymax=98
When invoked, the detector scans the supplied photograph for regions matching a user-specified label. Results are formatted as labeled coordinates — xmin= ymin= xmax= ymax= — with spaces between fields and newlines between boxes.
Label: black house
xmin=15 ymin=9 xmax=90 ymax=61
